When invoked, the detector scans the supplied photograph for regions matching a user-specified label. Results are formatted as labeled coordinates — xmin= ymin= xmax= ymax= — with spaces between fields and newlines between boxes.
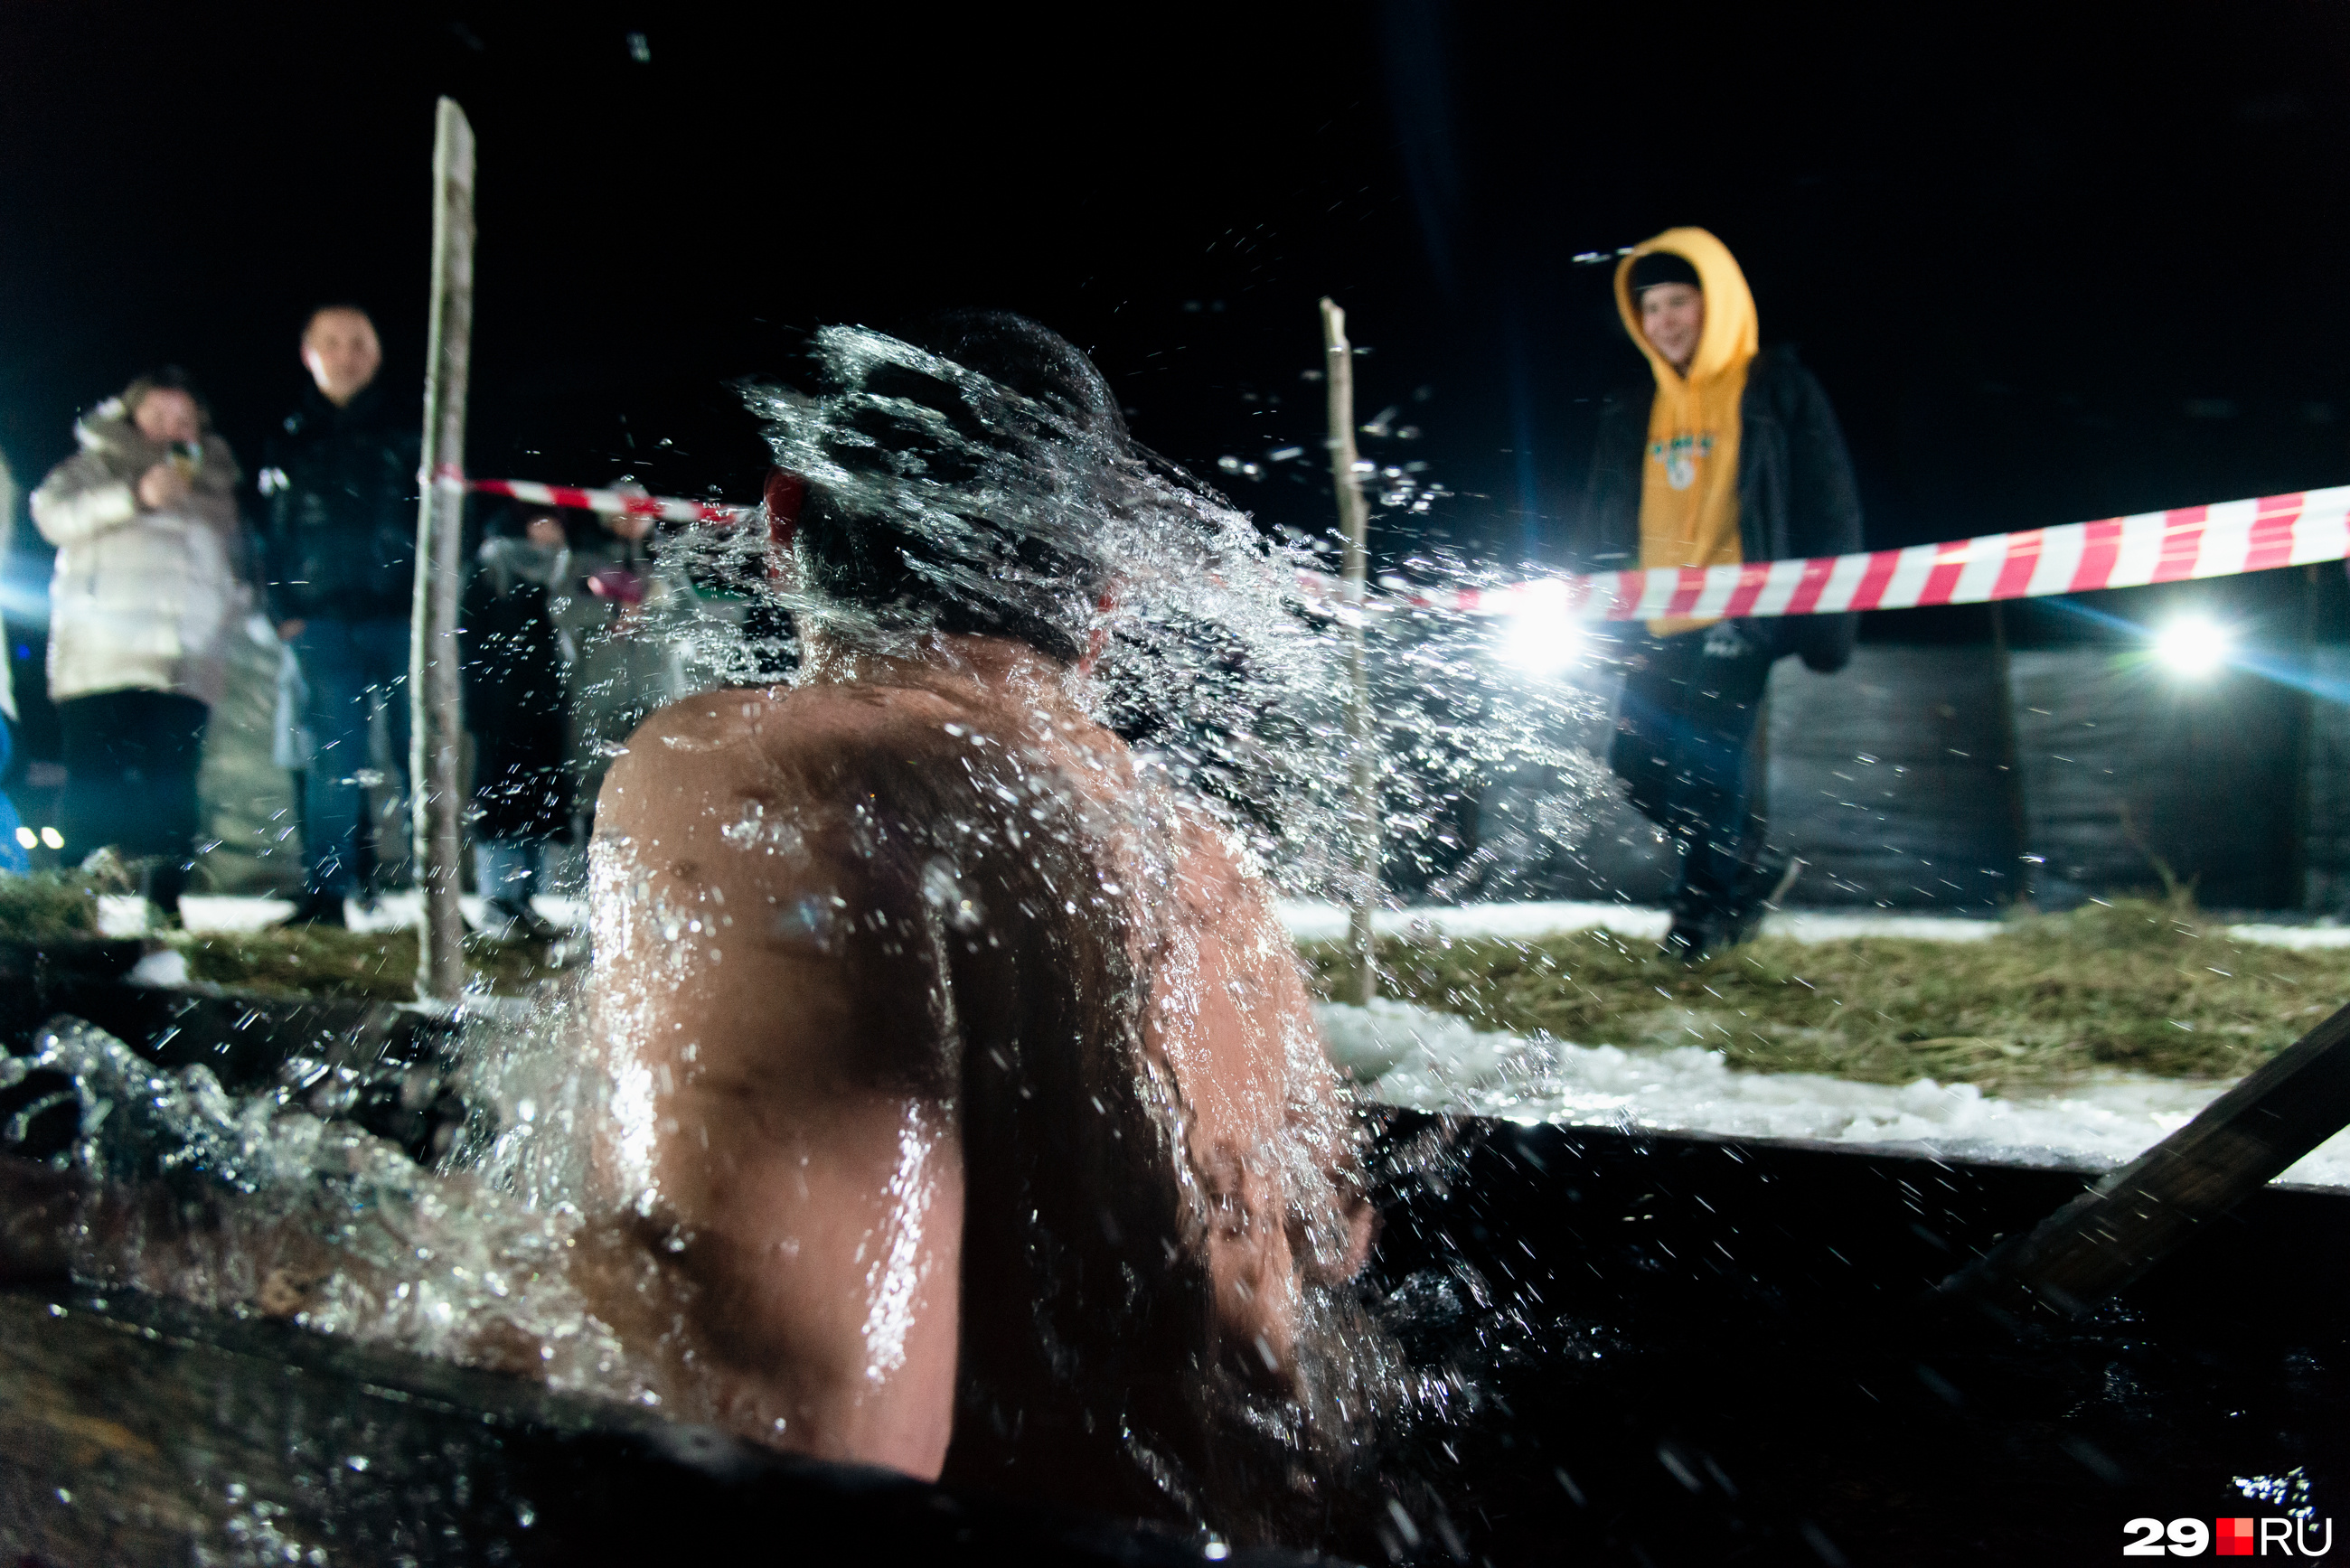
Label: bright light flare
xmin=1497 ymin=581 xmax=1588 ymax=675
xmin=2153 ymin=615 xmax=2232 ymax=679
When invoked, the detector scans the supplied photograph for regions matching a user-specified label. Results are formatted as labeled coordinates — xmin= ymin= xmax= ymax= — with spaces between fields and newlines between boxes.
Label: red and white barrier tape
xmin=468 ymin=476 xmax=750 ymax=527
xmin=1332 ymin=484 xmax=2350 ymax=619
xmin=472 ymin=472 xmax=2350 ymax=621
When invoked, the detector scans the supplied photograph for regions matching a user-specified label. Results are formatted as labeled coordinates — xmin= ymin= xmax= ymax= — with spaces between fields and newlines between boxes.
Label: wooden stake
xmin=1940 ymin=991 xmax=2350 ymax=1312
xmin=1321 ymin=298 xmax=1378 ymax=1006
xmin=411 ymin=99 xmax=475 ymax=1001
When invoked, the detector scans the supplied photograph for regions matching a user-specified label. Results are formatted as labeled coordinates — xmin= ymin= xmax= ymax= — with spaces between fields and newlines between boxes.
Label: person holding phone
xmin=30 ymin=368 xmax=250 ymax=922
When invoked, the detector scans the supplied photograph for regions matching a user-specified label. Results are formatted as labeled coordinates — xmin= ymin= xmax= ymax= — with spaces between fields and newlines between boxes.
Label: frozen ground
xmin=108 ymin=893 xmax=2350 ymax=949
xmin=99 ymin=892 xmax=591 ymax=938
xmin=1320 ymin=996 xmax=2350 ymax=1188
xmin=1276 ymin=899 xmax=2350 ymax=949
xmin=95 ymin=895 xmax=2349 ymax=1184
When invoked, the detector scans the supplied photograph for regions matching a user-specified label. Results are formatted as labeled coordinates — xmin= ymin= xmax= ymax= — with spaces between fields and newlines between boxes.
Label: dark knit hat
xmin=1628 ymin=251 xmax=1702 ymax=293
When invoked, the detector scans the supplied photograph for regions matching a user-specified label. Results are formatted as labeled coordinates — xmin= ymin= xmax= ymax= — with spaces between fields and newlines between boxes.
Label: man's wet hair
xmin=790 ymin=311 xmax=1128 ymax=665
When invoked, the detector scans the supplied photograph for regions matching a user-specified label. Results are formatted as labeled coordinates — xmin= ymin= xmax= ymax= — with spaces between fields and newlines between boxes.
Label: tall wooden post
xmin=1320 ymin=298 xmax=1378 ymax=1005
xmin=411 ymin=99 xmax=475 ymax=1001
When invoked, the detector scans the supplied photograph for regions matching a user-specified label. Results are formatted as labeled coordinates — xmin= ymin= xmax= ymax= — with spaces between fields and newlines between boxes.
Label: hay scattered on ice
xmin=1320 ymin=996 xmax=2350 ymax=1188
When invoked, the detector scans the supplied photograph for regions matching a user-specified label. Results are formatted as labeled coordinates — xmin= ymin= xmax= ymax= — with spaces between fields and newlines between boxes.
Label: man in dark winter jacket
xmin=258 ymin=305 xmax=420 ymax=925
xmin=1577 ymin=227 xmax=1864 ymax=959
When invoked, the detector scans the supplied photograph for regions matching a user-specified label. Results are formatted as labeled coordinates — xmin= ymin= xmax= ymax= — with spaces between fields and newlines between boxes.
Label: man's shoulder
xmin=268 ymin=406 xmax=334 ymax=465
xmin=350 ymin=405 xmax=423 ymax=455
xmin=611 ymin=686 xmax=970 ymax=800
xmin=274 ymin=390 xmax=422 ymax=448
xmin=272 ymin=394 xmax=333 ymax=446
xmin=598 ymin=690 xmax=839 ymax=871
xmin=599 ymin=687 xmax=989 ymax=924
xmin=614 ymin=688 xmax=802 ymax=776
xmin=1746 ymin=345 xmax=1828 ymax=406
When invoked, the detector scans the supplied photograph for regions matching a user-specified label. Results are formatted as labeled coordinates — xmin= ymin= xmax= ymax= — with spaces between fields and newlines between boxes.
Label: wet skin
xmin=582 ymin=632 xmax=1371 ymax=1480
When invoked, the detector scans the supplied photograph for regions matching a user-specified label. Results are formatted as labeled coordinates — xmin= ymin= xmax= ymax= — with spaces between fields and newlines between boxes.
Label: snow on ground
xmin=1276 ymin=899 xmax=2350 ymax=949
xmin=100 ymin=892 xmax=589 ymax=938
xmin=95 ymin=892 xmax=2350 ymax=949
xmin=86 ymin=894 xmax=2350 ymax=1183
xmin=2222 ymin=923 xmax=2350 ymax=950
xmin=1320 ymin=996 xmax=2350 ymax=1188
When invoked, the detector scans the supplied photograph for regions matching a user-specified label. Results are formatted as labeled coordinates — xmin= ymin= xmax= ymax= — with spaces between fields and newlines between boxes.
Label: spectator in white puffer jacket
xmin=30 ymin=369 xmax=250 ymax=921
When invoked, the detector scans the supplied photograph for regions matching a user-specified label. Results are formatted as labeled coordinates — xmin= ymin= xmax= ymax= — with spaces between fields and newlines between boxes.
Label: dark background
xmin=6 ymin=0 xmax=2350 ymax=717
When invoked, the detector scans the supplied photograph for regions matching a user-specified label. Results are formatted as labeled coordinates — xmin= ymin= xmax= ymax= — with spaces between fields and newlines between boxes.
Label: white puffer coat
xmin=30 ymin=404 xmax=251 ymax=708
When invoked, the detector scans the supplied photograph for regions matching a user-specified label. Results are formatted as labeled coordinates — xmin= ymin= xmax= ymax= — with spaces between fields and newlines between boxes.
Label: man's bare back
xmin=583 ymin=634 xmax=1370 ymax=1499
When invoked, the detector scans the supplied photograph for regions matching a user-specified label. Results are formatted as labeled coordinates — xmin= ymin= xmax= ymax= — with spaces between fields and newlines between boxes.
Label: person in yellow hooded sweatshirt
xmin=1578 ymin=227 xmax=1864 ymax=960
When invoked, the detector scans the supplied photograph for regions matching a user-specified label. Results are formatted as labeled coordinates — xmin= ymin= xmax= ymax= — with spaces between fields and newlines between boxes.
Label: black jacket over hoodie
xmin=259 ymin=382 xmax=422 ymax=624
xmin=1580 ymin=346 xmax=1864 ymax=673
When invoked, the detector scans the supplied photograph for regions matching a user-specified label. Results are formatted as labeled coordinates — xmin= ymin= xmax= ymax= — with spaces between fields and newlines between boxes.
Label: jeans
xmin=291 ymin=617 xmax=410 ymax=897
xmin=58 ymin=690 xmax=210 ymax=870
xmin=1609 ymin=628 xmax=1773 ymax=923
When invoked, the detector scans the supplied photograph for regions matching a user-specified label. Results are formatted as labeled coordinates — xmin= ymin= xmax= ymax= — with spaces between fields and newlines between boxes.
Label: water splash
xmin=860 ymin=1102 xmax=945 ymax=1383
xmin=4 ymin=323 xmax=1622 ymax=1551
xmin=3 ymin=1013 xmax=654 ymax=1405
xmin=2236 ymin=1466 xmax=2320 ymax=1521
xmin=653 ymin=324 xmax=1614 ymax=901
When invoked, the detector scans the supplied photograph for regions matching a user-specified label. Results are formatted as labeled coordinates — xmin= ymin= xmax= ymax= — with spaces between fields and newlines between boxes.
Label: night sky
xmin=6 ymin=2 xmax=2350 ymax=698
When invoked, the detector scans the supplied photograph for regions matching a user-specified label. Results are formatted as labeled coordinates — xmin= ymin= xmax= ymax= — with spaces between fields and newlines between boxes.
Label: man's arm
xmin=1575 ymin=389 xmax=1648 ymax=573
xmin=582 ymin=695 xmax=964 ymax=1478
xmin=1786 ymin=364 xmax=1863 ymax=559
xmin=1783 ymin=360 xmax=1865 ymax=672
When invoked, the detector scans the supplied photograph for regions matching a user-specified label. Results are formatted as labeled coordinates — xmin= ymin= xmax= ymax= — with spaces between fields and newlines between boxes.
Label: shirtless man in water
xmin=577 ymin=315 xmax=1372 ymax=1518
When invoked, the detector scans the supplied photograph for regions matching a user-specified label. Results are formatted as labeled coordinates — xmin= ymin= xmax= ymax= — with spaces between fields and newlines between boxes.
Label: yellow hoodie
xmin=1613 ymin=226 xmax=1760 ymax=635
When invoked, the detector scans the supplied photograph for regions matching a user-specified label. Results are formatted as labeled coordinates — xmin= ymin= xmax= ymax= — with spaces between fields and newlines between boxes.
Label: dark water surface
xmin=1365 ymin=1113 xmax=2350 ymax=1564
xmin=6 ymin=1096 xmax=2346 ymax=1564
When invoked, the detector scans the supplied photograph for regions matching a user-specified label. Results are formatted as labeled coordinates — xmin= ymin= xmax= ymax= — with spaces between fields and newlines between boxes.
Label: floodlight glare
xmin=1492 ymin=578 xmax=1587 ymax=676
xmin=1499 ymin=608 xmax=1585 ymax=676
xmin=2153 ymin=615 xmax=2232 ymax=679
